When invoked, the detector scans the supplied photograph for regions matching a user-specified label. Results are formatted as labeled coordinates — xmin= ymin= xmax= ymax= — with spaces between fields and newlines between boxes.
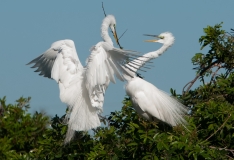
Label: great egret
xmin=120 ymin=32 xmax=187 ymax=126
xmin=27 ymin=15 xmax=140 ymax=142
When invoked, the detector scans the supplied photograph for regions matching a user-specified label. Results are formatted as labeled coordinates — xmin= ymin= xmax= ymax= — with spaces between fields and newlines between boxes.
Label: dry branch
xmin=205 ymin=114 xmax=231 ymax=141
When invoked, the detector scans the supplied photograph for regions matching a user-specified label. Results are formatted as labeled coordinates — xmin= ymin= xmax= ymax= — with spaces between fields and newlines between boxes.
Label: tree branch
xmin=209 ymin=146 xmax=234 ymax=157
xmin=183 ymin=60 xmax=219 ymax=94
xmin=205 ymin=114 xmax=231 ymax=141
xmin=200 ymin=60 xmax=219 ymax=75
xmin=182 ymin=74 xmax=200 ymax=94
xmin=226 ymin=154 xmax=234 ymax=159
xmin=210 ymin=65 xmax=221 ymax=82
xmin=98 ymin=114 xmax=110 ymax=127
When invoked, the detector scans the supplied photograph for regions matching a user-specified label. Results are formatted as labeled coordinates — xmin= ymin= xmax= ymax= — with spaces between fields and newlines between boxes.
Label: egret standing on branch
xmin=27 ymin=15 xmax=141 ymax=143
xmin=114 ymin=32 xmax=187 ymax=126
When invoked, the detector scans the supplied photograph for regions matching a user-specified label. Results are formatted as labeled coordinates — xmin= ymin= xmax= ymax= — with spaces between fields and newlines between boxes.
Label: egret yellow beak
xmin=144 ymin=34 xmax=159 ymax=42
xmin=144 ymin=39 xmax=158 ymax=42
xmin=113 ymin=28 xmax=119 ymax=44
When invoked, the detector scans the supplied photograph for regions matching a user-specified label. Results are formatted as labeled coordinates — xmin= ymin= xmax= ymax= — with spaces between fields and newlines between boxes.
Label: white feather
xmin=27 ymin=15 xmax=142 ymax=143
xmin=85 ymin=41 xmax=140 ymax=111
xmin=62 ymin=76 xmax=100 ymax=143
xmin=124 ymin=32 xmax=187 ymax=126
xmin=126 ymin=77 xmax=187 ymax=126
xmin=28 ymin=39 xmax=102 ymax=143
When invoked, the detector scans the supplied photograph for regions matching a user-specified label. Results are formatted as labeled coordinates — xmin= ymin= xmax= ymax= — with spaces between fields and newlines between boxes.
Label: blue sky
xmin=0 ymin=1 xmax=233 ymax=117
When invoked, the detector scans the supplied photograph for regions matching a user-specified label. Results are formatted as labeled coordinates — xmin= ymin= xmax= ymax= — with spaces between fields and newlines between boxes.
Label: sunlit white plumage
xmin=27 ymin=15 xmax=139 ymax=143
xmin=122 ymin=32 xmax=187 ymax=126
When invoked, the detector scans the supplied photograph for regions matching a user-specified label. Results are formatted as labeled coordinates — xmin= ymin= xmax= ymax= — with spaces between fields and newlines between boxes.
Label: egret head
xmin=106 ymin=15 xmax=119 ymax=44
xmin=144 ymin=32 xmax=175 ymax=46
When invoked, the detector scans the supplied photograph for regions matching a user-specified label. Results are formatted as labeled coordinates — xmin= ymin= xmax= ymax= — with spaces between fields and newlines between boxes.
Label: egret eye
xmin=159 ymin=36 xmax=164 ymax=39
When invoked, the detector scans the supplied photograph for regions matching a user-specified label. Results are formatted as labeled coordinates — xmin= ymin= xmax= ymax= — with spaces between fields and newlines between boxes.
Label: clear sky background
xmin=0 ymin=1 xmax=233 ymax=117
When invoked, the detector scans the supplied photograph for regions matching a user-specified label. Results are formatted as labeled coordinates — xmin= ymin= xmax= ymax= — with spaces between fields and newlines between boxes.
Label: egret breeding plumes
xmin=119 ymin=32 xmax=187 ymax=126
xmin=27 ymin=15 xmax=141 ymax=143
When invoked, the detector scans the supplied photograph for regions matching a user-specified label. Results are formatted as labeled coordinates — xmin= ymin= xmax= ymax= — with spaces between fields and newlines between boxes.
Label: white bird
xmin=120 ymin=32 xmax=187 ymax=126
xmin=99 ymin=16 xmax=187 ymax=126
xmin=27 ymin=15 xmax=140 ymax=143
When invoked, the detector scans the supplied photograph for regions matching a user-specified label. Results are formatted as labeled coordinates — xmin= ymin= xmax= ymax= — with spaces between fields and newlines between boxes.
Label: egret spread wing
xmin=107 ymin=47 xmax=144 ymax=76
xmin=27 ymin=47 xmax=58 ymax=78
xmin=28 ymin=40 xmax=100 ymax=142
xmin=27 ymin=39 xmax=84 ymax=114
xmin=27 ymin=40 xmax=83 ymax=85
xmin=50 ymin=40 xmax=83 ymax=86
xmin=85 ymin=42 xmax=143 ymax=110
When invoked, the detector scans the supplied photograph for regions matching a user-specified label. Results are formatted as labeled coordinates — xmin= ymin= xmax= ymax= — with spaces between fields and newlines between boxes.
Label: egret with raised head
xmin=27 ymin=15 xmax=140 ymax=142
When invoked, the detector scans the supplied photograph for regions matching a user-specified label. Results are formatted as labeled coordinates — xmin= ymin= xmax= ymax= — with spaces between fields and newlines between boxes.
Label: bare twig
xmin=225 ymin=68 xmax=232 ymax=79
xmin=199 ymin=60 xmax=218 ymax=75
xmin=205 ymin=114 xmax=231 ymax=141
xmin=115 ymin=35 xmax=124 ymax=49
xmin=211 ymin=65 xmax=221 ymax=82
xmin=118 ymin=29 xmax=128 ymax=40
xmin=183 ymin=61 xmax=219 ymax=94
xmin=209 ymin=146 xmax=234 ymax=157
xmin=102 ymin=2 xmax=107 ymax=17
xmin=209 ymin=146 xmax=234 ymax=151
xmin=98 ymin=114 xmax=110 ymax=127
xmin=182 ymin=74 xmax=200 ymax=94
xmin=226 ymin=155 xmax=234 ymax=159
xmin=195 ymin=124 xmax=202 ymax=133
xmin=182 ymin=82 xmax=193 ymax=93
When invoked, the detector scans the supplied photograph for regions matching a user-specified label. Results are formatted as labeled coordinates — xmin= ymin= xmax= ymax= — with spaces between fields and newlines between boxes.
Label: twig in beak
xmin=102 ymin=2 xmax=107 ymax=17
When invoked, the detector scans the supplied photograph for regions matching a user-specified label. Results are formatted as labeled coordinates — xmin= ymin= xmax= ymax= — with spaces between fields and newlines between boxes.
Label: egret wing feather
xmin=127 ymin=77 xmax=187 ymax=126
xmin=61 ymin=72 xmax=100 ymax=143
xmin=27 ymin=48 xmax=57 ymax=79
xmin=107 ymin=47 xmax=147 ymax=81
xmin=85 ymin=43 xmax=110 ymax=110
xmin=85 ymin=42 xmax=142 ymax=110
xmin=28 ymin=40 xmax=99 ymax=143
xmin=28 ymin=40 xmax=82 ymax=88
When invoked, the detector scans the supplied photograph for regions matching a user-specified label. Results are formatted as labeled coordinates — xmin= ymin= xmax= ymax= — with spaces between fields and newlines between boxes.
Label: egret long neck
xmin=101 ymin=18 xmax=113 ymax=46
xmin=126 ymin=44 xmax=171 ymax=73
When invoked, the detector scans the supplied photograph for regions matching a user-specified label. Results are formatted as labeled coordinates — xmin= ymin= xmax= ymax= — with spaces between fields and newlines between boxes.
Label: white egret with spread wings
xmin=27 ymin=15 xmax=140 ymax=143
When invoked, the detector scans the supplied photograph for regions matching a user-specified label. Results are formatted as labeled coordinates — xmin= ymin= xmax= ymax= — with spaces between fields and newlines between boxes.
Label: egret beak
xmin=112 ymin=26 xmax=123 ymax=49
xmin=113 ymin=27 xmax=119 ymax=45
xmin=144 ymin=34 xmax=159 ymax=42
xmin=144 ymin=39 xmax=158 ymax=42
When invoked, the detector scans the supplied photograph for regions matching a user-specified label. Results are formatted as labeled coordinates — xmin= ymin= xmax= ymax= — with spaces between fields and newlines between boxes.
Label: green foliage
xmin=0 ymin=97 xmax=49 ymax=159
xmin=192 ymin=23 xmax=234 ymax=76
xmin=1 ymin=23 xmax=234 ymax=159
xmin=0 ymin=97 xmax=94 ymax=159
